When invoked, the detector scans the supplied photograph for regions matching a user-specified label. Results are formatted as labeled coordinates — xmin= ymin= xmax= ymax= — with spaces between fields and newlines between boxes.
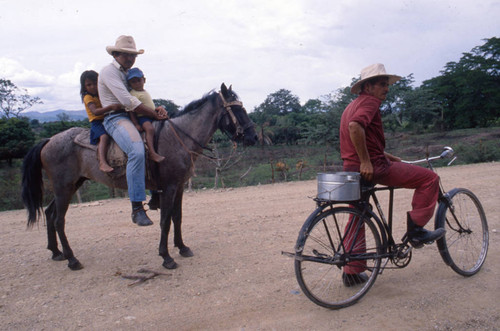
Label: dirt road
xmin=1 ymin=162 xmax=499 ymax=330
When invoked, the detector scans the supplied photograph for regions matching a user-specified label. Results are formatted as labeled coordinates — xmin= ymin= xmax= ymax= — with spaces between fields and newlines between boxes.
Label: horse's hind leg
xmin=53 ymin=186 xmax=84 ymax=270
xmin=45 ymin=200 xmax=65 ymax=261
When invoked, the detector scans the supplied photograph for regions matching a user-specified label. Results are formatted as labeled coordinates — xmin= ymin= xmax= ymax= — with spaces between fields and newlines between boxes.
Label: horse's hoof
xmin=179 ymin=247 xmax=194 ymax=258
xmin=52 ymin=253 xmax=66 ymax=261
xmin=162 ymin=258 xmax=178 ymax=269
xmin=68 ymin=258 xmax=84 ymax=271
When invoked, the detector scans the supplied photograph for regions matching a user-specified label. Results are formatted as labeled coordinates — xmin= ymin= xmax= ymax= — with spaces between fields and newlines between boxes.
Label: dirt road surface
xmin=1 ymin=162 xmax=499 ymax=330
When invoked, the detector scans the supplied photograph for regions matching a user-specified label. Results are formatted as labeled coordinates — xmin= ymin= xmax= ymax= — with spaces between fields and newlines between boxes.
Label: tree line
xmin=249 ymin=37 xmax=499 ymax=146
xmin=1 ymin=37 xmax=499 ymax=165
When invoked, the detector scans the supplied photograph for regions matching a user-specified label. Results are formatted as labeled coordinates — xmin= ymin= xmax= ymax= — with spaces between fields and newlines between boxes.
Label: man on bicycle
xmin=339 ymin=63 xmax=446 ymax=286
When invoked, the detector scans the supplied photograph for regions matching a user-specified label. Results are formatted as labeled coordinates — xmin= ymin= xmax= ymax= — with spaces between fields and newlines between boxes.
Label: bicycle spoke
xmin=295 ymin=207 xmax=382 ymax=309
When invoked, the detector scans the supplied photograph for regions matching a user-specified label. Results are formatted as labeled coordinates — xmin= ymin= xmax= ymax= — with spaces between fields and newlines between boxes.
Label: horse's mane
xmin=173 ymin=91 xmax=219 ymax=118
xmin=172 ymin=88 xmax=239 ymax=118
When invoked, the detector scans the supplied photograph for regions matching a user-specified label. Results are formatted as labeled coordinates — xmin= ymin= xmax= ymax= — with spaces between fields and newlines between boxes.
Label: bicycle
xmin=283 ymin=147 xmax=489 ymax=309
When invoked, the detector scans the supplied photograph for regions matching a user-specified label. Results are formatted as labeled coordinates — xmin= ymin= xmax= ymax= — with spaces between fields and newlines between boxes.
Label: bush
xmin=0 ymin=161 xmax=24 ymax=211
xmin=455 ymin=140 xmax=500 ymax=164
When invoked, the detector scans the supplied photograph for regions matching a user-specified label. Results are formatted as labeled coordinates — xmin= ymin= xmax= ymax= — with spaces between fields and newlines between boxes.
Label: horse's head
xmin=218 ymin=83 xmax=258 ymax=146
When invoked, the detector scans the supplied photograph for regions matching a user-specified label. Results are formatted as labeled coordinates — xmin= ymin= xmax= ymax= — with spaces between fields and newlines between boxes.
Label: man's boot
xmin=406 ymin=212 xmax=445 ymax=248
xmin=131 ymin=201 xmax=153 ymax=226
xmin=342 ymin=272 xmax=369 ymax=287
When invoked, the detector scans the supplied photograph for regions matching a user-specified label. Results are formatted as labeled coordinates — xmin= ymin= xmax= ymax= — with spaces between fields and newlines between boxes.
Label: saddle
xmin=74 ymin=129 xmax=156 ymax=182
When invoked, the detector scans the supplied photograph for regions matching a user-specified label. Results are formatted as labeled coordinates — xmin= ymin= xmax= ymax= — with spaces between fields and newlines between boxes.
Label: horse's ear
xmin=229 ymin=84 xmax=233 ymax=92
xmin=221 ymin=83 xmax=228 ymax=95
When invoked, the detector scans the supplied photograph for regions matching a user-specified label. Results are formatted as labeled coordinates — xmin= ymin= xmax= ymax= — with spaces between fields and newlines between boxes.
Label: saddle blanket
xmin=73 ymin=129 xmax=155 ymax=183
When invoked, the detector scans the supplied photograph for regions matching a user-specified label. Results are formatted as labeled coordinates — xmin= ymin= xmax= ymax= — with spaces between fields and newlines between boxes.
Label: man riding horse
xmin=98 ymin=35 xmax=168 ymax=226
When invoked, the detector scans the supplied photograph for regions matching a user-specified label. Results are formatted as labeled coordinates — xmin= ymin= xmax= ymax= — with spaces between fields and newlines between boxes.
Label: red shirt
xmin=340 ymin=93 xmax=386 ymax=168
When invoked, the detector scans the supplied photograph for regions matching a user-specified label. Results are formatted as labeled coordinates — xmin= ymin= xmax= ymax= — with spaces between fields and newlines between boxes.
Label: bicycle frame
xmin=369 ymin=146 xmax=456 ymax=252
xmin=296 ymin=146 xmax=457 ymax=268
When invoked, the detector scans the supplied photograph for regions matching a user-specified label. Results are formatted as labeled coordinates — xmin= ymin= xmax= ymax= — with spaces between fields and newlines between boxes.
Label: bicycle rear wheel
xmin=435 ymin=188 xmax=489 ymax=276
xmin=294 ymin=206 xmax=382 ymax=309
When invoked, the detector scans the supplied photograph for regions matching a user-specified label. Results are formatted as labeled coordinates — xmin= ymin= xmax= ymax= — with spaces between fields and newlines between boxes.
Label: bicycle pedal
xmin=408 ymin=240 xmax=424 ymax=249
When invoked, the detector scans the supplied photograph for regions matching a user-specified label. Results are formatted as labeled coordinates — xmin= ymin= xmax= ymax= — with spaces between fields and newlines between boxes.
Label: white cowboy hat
xmin=106 ymin=35 xmax=144 ymax=55
xmin=350 ymin=63 xmax=401 ymax=94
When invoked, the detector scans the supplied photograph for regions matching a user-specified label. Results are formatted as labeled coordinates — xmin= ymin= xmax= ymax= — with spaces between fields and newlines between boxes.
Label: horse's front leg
xmin=159 ymin=210 xmax=177 ymax=269
xmin=172 ymin=188 xmax=193 ymax=258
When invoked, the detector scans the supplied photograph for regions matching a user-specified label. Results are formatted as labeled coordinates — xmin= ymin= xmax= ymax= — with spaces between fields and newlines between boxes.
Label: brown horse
xmin=22 ymin=83 xmax=257 ymax=270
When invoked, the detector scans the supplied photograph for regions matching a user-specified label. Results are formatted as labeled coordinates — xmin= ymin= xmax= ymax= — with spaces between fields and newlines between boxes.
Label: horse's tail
xmin=21 ymin=139 xmax=50 ymax=228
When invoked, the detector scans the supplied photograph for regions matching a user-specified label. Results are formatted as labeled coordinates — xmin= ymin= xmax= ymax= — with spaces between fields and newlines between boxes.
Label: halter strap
xmin=218 ymin=92 xmax=246 ymax=136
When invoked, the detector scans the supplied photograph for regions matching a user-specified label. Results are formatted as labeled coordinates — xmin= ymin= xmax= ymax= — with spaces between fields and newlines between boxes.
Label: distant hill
xmin=22 ymin=109 xmax=87 ymax=123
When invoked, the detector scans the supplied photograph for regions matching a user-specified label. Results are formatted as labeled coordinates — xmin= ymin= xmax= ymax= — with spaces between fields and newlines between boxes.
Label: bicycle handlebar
xmin=402 ymin=146 xmax=456 ymax=166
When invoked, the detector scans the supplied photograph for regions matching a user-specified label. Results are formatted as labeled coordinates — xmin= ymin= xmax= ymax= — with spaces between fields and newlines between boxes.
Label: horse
xmin=22 ymin=83 xmax=258 ymax=271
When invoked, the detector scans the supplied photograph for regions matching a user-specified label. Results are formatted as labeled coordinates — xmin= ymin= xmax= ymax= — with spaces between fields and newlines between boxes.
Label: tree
xmin=208 ymin=131 xmax=247 ymax=188
xmin=302 ymin=98 xmax=323 ymax=114
xmin=399 ymin=87 xmax=443 ymax=133
xmin=0 ymin=79 xmax=41 ymax=118
xmin=377 ymin=74 xmax=416 ymax=132
xmin=327 ymin=84 xmax=357 ymax=113
xmin=153 ymin=98 xmax=181 ymax=117
xmin=254 ymin=89 xmax=301 ymax=116
xmin=273 ymin=115 xmax=301 ymax=145
xmin=303 ymin=87 xmax=354 ymax=146
xmin=251 ymin=89 xmax=303 ymax=145
xmin=422 ymin=37 xmax=500 ymax=129
xmin=39 ymin=117 xmax=89 ymax=138
xmin=0 ymin=117 xmax=35 ymax=165
xmin=255 ymin=121 xmax=274 ymax=146
xmin=57 ymin=112 xmax=71 ymax=122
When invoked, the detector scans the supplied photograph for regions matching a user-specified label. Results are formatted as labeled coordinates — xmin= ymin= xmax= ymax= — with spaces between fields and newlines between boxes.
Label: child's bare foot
xmin=150 ymin=153 xmax=165 ymax=163
xmin=100 ymin=163 xmax=114 ymax=173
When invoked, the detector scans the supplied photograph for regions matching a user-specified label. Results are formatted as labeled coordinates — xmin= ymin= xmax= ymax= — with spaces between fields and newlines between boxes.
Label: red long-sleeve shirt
xmin=339 ymin=93 xmax=386 ymax=168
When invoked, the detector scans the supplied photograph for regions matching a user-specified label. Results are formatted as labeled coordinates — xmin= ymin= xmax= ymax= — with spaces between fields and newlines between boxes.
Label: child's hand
xmin=135 ymin=124 xmax=143 ymax=132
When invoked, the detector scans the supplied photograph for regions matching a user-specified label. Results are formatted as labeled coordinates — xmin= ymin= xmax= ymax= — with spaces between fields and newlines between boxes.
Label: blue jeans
xmin=103 ymin=113 xmax=146 ymax=202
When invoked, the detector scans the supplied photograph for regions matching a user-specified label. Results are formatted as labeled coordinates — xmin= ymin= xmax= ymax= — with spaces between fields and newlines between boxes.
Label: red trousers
xmin=343 ymin=159 xmax=439 ymax=274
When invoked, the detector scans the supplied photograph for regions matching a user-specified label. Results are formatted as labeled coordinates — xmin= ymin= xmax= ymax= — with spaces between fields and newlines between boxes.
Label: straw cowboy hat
xmin=106 ymin=35 xmax=144 ymax=55
xmin=350 ymin=63 xmax=401 ymax=94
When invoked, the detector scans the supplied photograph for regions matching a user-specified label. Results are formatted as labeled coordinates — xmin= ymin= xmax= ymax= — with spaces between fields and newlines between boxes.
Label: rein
xmin=167 ymin=120 xmax=213 ymax=153
xmin=167 ymin=119 xmax=217 ymax=161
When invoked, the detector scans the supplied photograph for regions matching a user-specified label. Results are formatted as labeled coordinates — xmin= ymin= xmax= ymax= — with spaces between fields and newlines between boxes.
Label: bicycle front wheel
xmin=436 ymin=188 xmax=489 ymax=276
xmin=294 ymin=207 xmax=382 ymax=309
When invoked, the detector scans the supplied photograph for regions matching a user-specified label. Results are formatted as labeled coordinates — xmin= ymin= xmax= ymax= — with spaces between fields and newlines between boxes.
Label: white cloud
xmin=0 ymin=58 xmax=53 ymax=87
xmin=0 ymin=58 xmax=94 ymax=111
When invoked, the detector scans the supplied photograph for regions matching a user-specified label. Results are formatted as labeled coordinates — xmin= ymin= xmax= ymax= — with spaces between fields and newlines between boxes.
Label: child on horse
xmin=80 ymin=70 xmax=123 ymax=173
xmin=126 ymin=67 xmax=165 ymax=163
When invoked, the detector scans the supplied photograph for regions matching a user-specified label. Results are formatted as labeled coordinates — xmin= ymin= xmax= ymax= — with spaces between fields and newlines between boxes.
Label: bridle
xmin=218 ymin=91 xmax=254 ymax=139
xmin=160 ymin=91 xmax=254 ymax=162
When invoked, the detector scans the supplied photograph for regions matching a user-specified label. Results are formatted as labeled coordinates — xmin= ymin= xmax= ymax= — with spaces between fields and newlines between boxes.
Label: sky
xmin=0 ymin=0 xmax=498 ymax=113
